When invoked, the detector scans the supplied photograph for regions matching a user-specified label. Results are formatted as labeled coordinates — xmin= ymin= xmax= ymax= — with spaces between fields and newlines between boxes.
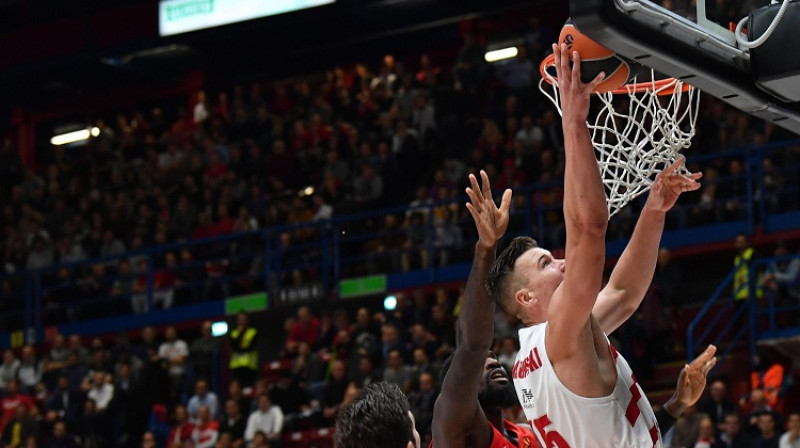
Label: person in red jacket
xmin=0 ymin=379 xmax=34 ymax=433
xmin=286 ymin=306 xmax=319 ymax=354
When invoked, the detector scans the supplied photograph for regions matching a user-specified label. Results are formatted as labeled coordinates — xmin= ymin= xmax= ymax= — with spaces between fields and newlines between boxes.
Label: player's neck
xmin=483 ymin=406 xmax=504 ymax=432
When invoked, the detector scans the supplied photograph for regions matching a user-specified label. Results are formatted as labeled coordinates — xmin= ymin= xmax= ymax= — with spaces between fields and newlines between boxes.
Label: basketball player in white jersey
xmin=485 ymin=43 xmax=710 ymax=447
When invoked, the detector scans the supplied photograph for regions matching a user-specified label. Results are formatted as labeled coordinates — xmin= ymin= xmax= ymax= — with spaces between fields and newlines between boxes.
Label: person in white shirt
xmin=0 ymin=350 xmax=19 ymax=391
xmin=158 ymin=326 xmax=189 ymax=380
xmin=781 ymin=413 xmax=800 ymax=448
xmin=84 ymin=370 xmax=114 ymax=411
xmin=244 ymin=393 xmax=283 ymax=445
xmin=187 ymin=379 xmax=220 ymax=421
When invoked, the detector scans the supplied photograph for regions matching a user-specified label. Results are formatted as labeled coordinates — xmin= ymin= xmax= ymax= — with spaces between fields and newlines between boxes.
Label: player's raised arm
xmin=432 ymin=171 xmax=511 ymax=448
xmin=545 ymin=43 xmax=608 ymax=361
xmin=593 ymin=159 xmax=701 ymax=334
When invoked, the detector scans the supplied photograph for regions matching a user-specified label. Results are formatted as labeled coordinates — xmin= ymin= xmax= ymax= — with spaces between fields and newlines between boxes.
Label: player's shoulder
xmin=501 ymin=420 xmax=537 ymax=448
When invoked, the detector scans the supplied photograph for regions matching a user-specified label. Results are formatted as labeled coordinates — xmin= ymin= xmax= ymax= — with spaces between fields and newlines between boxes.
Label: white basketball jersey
xmin=513 ymin=323 xmax=662 ymax=448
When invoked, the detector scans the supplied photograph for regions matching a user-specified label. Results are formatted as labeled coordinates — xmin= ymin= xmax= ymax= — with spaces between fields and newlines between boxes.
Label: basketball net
xmin=539 ymin=60 xmax=700 ymax=217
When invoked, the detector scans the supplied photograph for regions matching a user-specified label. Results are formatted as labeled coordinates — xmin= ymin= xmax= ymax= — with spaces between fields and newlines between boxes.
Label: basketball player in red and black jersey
xmin=430 ymin=171 xmax=535 ymax=448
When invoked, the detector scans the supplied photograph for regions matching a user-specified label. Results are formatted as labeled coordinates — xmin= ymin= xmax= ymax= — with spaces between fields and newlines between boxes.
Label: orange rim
xmin=539 ymin=54 xmax=692 ymax=95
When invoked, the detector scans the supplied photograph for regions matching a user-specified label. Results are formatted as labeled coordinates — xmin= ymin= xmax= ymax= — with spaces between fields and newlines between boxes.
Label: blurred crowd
xmin=1 ymin=19 xmax=799 ymax=328
xmin=0 ymin=14 xmax=798 ymax=448
xmin=0 ymin=294 xmax=795 ymax=448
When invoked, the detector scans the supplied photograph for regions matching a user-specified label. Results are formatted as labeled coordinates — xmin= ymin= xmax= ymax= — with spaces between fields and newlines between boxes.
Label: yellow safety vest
xmin=229 ymin=327 xmax=258 ymax=370
xmin=733 ymin=248 xmax=763 ymax=301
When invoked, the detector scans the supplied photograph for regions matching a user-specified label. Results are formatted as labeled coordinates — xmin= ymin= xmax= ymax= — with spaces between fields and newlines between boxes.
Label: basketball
xmin=558 ymin=19 xmax=639 ymax=93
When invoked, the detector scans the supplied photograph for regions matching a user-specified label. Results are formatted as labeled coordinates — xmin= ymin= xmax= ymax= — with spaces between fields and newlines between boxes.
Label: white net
xmin=539 ymin=68 xmax=700 ymax=217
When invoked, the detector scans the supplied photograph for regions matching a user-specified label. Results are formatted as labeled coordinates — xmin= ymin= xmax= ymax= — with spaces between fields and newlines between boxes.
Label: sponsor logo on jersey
xmin=512 ymin=346 xmax=542 ymax=380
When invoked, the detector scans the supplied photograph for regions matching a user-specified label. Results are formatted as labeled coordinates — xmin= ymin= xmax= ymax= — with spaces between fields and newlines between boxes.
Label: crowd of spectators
xmin=0 ymin=18 xmax=799 ymax=330
xmin=0 ymin=292 xmax=794 ymax=448
xmin=0 ymin=13 xmax=798 ymax=448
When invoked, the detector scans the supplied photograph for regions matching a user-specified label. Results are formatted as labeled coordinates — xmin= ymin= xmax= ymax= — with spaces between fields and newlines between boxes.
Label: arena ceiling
xmin=0 ymin=0 xmax=551 ymax=112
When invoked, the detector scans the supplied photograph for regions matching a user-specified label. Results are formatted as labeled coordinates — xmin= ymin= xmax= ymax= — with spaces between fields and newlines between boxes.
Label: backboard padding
xmin=571 ymin=0 xmax=800 ymax=135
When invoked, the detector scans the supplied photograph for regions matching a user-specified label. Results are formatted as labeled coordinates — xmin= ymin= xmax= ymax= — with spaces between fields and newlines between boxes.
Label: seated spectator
xmin=159 ymin=326 xmax=189 ymax=395
xmin=409 ymin=348 xmax=437 ymax=391
xmin=17 ymin=346 xmax=42 ymax=393
xmin=244 ymin=393 xmax=283 ymax=445
xmin=44 ymin=420 xmax=78 ymax=448
xmin=0 ymin=380 xmax=34 ymax=433
xmin=75 ymin=399 xmax=106 ymax=447
xmin=712 ymin=413 xmax=750 ymax=448
xmin=286 ymin=306 xmax=319 ymax=354
xmin=42 ymin=334 xmax=70 ymax=386
xmin=349 ymin=355 xmax=381 ymax=389
xmin=269 ymin=372 xmax=311 ymax=429
xmin=187 ymin=379 xmax=220 ymax=422
xmin=0 ymin=350 xmax=19 ymax=392
xmin=321 ymin=360 xmax=350 ymax=425
xmin=189 ymin=321 xmax=220 ymax=385
xmin=226 ymin=381 xmax=251 ymax=420
xmin=433 ymin=207 xmax=463 ymax=267
xmin=0 ymin=405 xmax=38 ymax=447
xmin=249 ymin=431 xmax=270 ymax=448
xmin=167 ymin=404 xmax=194 ymax=448
xmin=401 ymin=212 xmax=429 ymax=272
xmin=763 ymin=243 xmax=800 ymax=304
xmin=191 ymin=404 xmax=220 ymax=448
xmin=219 ymin=399 xmax=246 ymax=448
xmin=670 ymin=406 xmax=707 ymax=448
xmin=496 ymin=336 xmax=518 ymax=371
xmin=141 ymin=431 xmax=157 ymax=448
xmin=408 ymin=372 xmax=436 ymax=441
xmin=694 ymin=415 xmax=716 ymax=448
xmin=44 ymin=375 xmax=82 ymax=424
xmin=382 ymin=349 xmax=413 ymax=393
xmin=748 ymin=348 xmax=789 ymax=412
xmin=153 ymin=253 xmax=179 ymax=310
xmin=82 ymin=370 xmax=114 ymax=412
xmin=699 ymin=380 xmax=736 ymax=431
xmin=752 ymin=412 xmax=780 ymax=448
xmin=780 ymin=413 xmax=800 ymax=448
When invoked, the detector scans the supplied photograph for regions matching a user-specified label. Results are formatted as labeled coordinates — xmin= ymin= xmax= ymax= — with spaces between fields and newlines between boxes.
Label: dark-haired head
xmin=334 ymin=382 xmax=420 ymax=448
xmin=487 ymin=236 xmax=539 ymax=315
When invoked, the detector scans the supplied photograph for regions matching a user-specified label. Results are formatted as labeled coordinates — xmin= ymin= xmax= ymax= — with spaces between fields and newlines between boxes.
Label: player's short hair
xmin=334 ymin=382 xmax=415 ymax=448
xmin=487 ymin=236 xmax=538 ymax=313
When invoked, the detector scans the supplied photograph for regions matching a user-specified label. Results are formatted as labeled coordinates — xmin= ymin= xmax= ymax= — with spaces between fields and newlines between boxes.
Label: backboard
xmin=571 ymin=0 xmax=800 ymax=135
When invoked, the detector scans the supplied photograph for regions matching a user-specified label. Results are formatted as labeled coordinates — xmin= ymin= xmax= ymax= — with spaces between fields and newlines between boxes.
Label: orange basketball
xmin=558 ymin=20 xmax=639 ymax=93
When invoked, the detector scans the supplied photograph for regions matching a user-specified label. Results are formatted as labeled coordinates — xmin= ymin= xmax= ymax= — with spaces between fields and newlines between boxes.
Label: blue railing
xmin=687 ymin=251 xmax=800 ymax=365
xmin=4 ymin=139 xmax=800 ymax=346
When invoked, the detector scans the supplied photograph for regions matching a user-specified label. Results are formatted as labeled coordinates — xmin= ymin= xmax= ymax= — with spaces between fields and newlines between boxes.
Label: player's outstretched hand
xmin=465 ymin=170 xmax=512 ymax=250
xmin=674 ymin=344 xmax=717 ymax=411
xmin=646 ymin=157 xmax=702 ymax=213
xmin=553 ymin=42 xmax=605 ymax=124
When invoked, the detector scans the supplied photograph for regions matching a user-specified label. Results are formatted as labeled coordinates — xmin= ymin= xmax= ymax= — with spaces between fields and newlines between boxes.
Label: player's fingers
xmin=500 ymin=189 xmax=513 ymax=213
xmin=691 ymin=344 xmax=717 ymax=367
xmin=560 ymin=44 xmax=572 ymax=83
xmin=571 ymin=50 xmax=582 ymax=84
xmin=480 ymin=170 xmax=493 ymax=201
xmin=587 ymin=71 xmax=606 ymax=93
xmin=469 ymin=173 xmax=481 ymax=194
xmin=465 ymin=202 xmax=479 ymax=222
xmin=465 ymin=188 xmax=482 ymax=211
xmin=703 ymin=357 xmax=718 ymax=375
